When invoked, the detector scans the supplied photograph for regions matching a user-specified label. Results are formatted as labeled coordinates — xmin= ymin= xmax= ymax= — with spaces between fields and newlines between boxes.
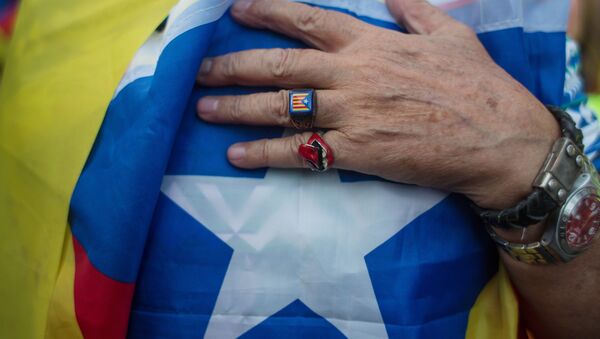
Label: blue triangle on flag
xmin=240 ymin=299 xmax=345 ymax=339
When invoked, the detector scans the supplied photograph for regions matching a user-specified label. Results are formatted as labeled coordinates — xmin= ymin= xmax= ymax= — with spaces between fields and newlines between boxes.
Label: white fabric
xmin=114 ymin=0 xmax=232 ymax=98
xmin=162 ymin=169 xmax=446 ymax=339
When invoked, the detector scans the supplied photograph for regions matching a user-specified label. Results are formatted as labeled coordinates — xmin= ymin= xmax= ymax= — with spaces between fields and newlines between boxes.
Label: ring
xmin=288 ymin=89 xmax=316 ymax=129
xmin=298 ymin=133 xmax=334 ymax=172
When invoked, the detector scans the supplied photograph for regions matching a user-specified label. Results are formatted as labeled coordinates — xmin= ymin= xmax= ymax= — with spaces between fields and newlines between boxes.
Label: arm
xmin=498 ymin=224 xmax=600 ymax=338
xmin=195 ymin=0 xmax=600 ymax=336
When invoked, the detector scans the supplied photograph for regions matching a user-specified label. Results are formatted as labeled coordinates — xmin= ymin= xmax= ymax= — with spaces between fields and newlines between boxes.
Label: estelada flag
xmin=291 ymin=91 xmax=312 ymax=112
xmin=2 ymin=0 xmax=596 ymax=338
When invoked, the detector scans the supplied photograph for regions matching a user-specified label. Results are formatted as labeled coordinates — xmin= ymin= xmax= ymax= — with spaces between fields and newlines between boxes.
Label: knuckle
xmin=293 ymin=133 xmax=310 ymax=149
xmin=296 ymin=7 xmax=328 ymax=34
xmin=250 ymin=0 xmax=267 ymax=16
xmin=324 ymin=132 xmax=345 ymax=159
xmin=269 ymin=48 xmax=296 ymax=79
xmin=404 ymin=3 xmax=426 ymax=23
xmin=291 ymin=133 xmax=311 ymax=165
xmin=229 ymin=96 xmax=243 ymax=120
xmin=222 ymin=55 xmax=241 ymax=78
xmin=272 ymin=90 xmax=290 ymax=124
xmin=260 ymin=140 xmax=272 ymax=166
xmin=455 ymin=23 xmax=476 ymax=38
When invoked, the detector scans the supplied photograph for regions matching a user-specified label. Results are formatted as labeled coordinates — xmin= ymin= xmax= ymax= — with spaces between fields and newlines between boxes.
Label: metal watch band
xmin=475 ymin=105 xmax=584 ymax=229
xmin=486 ymin=224 xmax=558 ymax=264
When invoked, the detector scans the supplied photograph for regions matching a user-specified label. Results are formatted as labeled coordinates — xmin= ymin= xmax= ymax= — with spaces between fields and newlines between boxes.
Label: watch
xmin=487 ymin=137 xmax=600 ymax=264
xmin=481 ymin=106 xmax=600 ymax=264
xmin=476 ymin=106 xmax=584 ymax=229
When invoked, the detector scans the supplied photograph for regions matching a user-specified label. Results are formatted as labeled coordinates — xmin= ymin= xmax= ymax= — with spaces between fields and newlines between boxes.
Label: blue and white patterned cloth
xmin=68 ymin=1 xmax=600 ymax=338
xmin=564 ymin=38 xmax=600 ymax=163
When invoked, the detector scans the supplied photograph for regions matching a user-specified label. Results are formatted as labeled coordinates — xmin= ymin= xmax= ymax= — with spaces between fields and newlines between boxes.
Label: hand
xmin=196 ymin=0 xmax=560 ymax=210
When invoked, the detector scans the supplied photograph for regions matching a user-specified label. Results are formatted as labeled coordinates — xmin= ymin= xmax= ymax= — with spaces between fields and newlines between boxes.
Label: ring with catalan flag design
xmin=288 ymin=89 xmax=316 ymax=129
xmin=298 ymin=133 xmax=334 ymax=172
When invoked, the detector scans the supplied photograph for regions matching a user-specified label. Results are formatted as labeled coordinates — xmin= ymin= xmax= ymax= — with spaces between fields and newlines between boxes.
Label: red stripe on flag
xmin=73 ymin=236 xmax=135 ymax=339
xmin=0 ymin=3 xmax=17 ymax=37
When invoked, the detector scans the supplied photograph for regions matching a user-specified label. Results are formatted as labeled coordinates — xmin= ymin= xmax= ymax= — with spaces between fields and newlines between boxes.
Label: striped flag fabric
xmin=290 ymin=91 xmax=312 ymax=112
xmin=2 ymin=0 xmax=597 ymax=338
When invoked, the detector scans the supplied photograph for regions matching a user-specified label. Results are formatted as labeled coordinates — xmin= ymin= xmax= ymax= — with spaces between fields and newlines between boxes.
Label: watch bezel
xmin=548 ymin=168 xmax=600 ymax=258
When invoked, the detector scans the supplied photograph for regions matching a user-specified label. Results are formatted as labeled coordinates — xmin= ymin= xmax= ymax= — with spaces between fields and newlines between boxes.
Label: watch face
xmin=565 ymin=194 xmax=600 ymax=250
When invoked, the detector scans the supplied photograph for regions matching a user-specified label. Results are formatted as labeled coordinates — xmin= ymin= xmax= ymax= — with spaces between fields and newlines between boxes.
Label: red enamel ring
xmin=298 ymin=133 xmax=334 ymax=172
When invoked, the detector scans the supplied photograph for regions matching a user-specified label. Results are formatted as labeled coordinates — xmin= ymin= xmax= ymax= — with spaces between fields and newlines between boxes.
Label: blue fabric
xmin=478 ymin=29 xmax=565 ymax=106
xmin=68 ymin=4 xmax=567 ymax=338
xmin=128 ymin=194 xmax=233 ymax=338
xmin=0 ymin=0 xmax=11 ymax=10
xmin=240 ymin=300 xmax=346 ymax=339
xmin=70 ymin=23 xmax=219 ymax=282
xmin=364 ymin=195 xmax=496 ymax=338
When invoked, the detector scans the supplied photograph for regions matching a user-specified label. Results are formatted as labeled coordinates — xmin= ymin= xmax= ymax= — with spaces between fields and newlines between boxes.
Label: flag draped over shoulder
xmin=0 ymin=1 xmax=176 ymax=337
xmin=2 ymin=0 xmax=593 ymax=338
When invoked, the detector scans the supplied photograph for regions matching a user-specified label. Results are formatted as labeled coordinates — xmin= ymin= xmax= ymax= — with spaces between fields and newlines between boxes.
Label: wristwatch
xmin=481 ymin=106 xmax=600 ymax=264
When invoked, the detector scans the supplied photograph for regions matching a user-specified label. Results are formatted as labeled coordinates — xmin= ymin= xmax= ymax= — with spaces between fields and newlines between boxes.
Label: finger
xmin=230 ymin=0 xmax=371 ymax=52
xmin=197 ymin=48 xmax=341 ymax=88
xmin=227 ymin=130 xmax=348 ymax=169
xmin=386 ymin=0 xmax=472 ymax=36
xmin=197 ymin=90 xmax=342 ymax=128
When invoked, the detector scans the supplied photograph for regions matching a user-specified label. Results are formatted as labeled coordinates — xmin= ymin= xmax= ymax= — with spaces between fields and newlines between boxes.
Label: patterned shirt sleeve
xmin=562 ymin=38 xmax=600 ymax=167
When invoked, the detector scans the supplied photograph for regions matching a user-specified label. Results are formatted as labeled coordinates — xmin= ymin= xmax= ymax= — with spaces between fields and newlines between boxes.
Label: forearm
xmin=497 ymin=224 xmax=600 ymax=338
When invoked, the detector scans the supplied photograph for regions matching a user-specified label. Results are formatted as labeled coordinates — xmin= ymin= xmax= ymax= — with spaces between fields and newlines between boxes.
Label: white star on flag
xmin=161 ymin=169 xmax=446 ymax=338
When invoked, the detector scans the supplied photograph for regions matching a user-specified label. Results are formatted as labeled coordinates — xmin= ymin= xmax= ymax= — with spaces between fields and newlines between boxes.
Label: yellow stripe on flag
xmin=46 ymin=231 xmax=82 ymax=339
xmin=0 ymin=0 xmax=176 ymax=337
xmin=466 ymin=263 xmax=519 ymax=339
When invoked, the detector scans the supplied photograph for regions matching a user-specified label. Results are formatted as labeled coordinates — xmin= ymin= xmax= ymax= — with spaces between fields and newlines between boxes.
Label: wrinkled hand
xmin=197 ymin=0 xmax=560 ymax=209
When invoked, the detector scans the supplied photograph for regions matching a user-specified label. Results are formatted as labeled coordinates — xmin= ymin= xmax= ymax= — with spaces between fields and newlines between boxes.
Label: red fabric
xmin=0 ymin=3 xmax=17 ymax=36
xmin=73 ymin=236 xmax=135 ymax=339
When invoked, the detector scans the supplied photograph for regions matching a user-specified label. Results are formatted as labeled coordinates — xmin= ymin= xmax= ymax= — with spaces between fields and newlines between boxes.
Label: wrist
xmin=479 ymin=105 xmax=597 ymax=265
xmin=469 ymin=103 xmax=561 ymax=210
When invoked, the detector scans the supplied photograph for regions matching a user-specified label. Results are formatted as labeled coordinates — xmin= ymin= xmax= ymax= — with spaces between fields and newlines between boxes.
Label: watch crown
xmin=576 ymin=155 xmax=584 ymax=167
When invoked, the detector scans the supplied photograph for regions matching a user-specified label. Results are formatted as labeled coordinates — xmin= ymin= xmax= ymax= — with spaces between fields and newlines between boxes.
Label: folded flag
xmin=3 ymin=0 xmax=596 ymax=339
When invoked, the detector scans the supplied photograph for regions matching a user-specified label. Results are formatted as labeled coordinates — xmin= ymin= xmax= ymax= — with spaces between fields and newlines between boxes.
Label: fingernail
xmin=199 ymin=58 xmax=213 ymax=75
xmin=232 ymin=0 xmax=253 ymax=14
xmin=198 ymin=98 xmax=219 ymax=115
xmin=228 ymin=145 xmax=246 ymax=161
